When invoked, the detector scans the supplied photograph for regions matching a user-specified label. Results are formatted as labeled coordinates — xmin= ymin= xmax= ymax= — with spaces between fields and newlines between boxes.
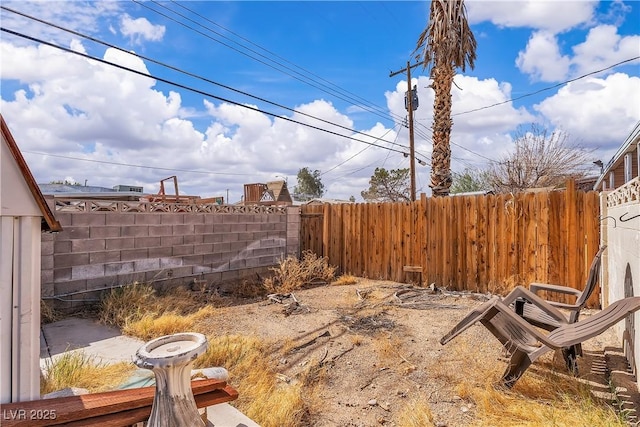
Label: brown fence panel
xmin=301 ymin=185 xmax=601 ymax=307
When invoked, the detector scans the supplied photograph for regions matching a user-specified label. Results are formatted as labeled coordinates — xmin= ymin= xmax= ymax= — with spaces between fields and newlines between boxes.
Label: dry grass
xmin=195 ymin=335 xmax=310 ymax=427
xmin=41 ymin=299 xmax=61 ymax=324
xmin=440 ymin=335 xmax=627 ymax=427
xmin=332 ymin=274 xmax=358 ymax=286
xmin=397 ymin=396 xmax=435 ymax=427
xmin=41 ymin=351 xmax=134 ymax=395
xmin=263 ymin=250 xmax=336 ymax=293
xmin=124 ymin=306 xmax=216 ymax=341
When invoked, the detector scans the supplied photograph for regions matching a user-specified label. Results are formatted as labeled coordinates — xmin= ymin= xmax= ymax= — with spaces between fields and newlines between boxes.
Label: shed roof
xmin=1 ymin=115 xmax=62 ymax=232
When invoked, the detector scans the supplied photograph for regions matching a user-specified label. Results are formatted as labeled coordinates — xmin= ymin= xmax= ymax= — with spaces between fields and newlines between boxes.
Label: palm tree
xmin=414 ymin=0 xmax=476 ymax=197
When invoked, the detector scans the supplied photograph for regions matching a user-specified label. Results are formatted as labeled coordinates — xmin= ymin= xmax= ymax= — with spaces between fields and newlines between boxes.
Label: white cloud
xmin=466 ymin=0 xmax=597 ymax=33
xmin=571 ymin=25 xmax=640 ymax=76
xmin=120 ymin=14 xmax=165 ymax=43
xmin=534 ymin=73 xmax=640 ymax=158
xmin=516 ymin=31 xmax=572 ymax=82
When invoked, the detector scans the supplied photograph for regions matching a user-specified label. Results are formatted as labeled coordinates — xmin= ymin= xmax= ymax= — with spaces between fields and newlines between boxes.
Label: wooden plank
xmin=524 ymin=192 xmax=537 ymax=286
xmin=342 ymin=204 xmax=350 ymax=274
xmin=486 ymin=194 xmax=498 ymax=291
xmin=322 ymin=203 xmax=330 ymax=259
xmin=466 ymin=196 xmax=478 ymax=292
xmin=536 ymin=192 xmax=550 ymax=285
xmin=565 ymin=181 xmax=578 ymax=298
xmin=354 ymin=203 xmax=363 ymax=276
xmin=63 ymin=386 xmax=238 ymax=427
xmin=476 ymin=195 xmax=488 ymax=293
xmin=1 ymin=378 xmax=232 ymax=427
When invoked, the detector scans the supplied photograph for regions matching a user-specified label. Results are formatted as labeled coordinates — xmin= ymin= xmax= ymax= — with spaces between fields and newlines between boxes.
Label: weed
xmin=263 ymin=250 xmax=336 ymax=293
xmin=397 ymin=396 xmax=435 ymax=427
xmin=41 ymin=351 xmax=133 ymax=395
xmin=41 ymin=300 xmax=60 ymax=324
xmin=332 ymin=274 xmax=358 ymax=286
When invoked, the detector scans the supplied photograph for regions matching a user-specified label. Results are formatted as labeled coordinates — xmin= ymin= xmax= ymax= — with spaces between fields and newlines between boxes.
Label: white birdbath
xmin=135 ymin=332 xmax=209 ymax=427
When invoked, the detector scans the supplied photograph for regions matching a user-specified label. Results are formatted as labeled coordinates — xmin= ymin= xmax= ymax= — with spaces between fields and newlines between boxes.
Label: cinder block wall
xmin=42 ymin=200 xmax=300 ymax=309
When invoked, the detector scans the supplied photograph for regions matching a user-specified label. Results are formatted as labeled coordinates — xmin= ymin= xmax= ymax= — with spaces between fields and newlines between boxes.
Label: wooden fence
xmin=300 ymin=182 xmax=601 ymax=305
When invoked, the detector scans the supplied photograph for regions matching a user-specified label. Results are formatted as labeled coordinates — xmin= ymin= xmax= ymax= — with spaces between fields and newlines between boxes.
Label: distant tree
xmin=49 ymin=179 xmax=82 ymax=186
xmin=348 ymin=195 xmax=356 ymax=203
xmin=361 ymin=167 xmax=411 ymax=202
xmin=293 ymin=167 xmax=325 ymax=201
xmin=451 ymin=167 xmax=491 ymax=194
xmin=488 ymin=125 xmax=592 ymax=193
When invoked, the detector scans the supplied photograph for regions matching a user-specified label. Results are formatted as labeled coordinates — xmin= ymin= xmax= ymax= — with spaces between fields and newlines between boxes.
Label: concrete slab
xmin=40 ymin=317 xmax=261 ymax=426
xmin=40 ymin=317 xmax=143 ymax=368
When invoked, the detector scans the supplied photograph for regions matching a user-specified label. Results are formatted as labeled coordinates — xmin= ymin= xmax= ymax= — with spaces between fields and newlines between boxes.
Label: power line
xmin=132 ymin=0 xmax=405 ymax=126
xmin=0 ymin=6 xmax=409 ymax=152
xmin=451 ymin=56 xmax=640 ymax=117
xmin=22 ymin=151 xmax=253 ymax=176
xmin=0 ymin=26 xmax=410 ymax=156
xmin=165 ymin=0 xmax=402 ymax=124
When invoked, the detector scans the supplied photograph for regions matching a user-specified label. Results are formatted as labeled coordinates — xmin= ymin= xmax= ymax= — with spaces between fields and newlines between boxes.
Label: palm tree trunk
xmin=430 ymin=62 xmax=455 ymax=197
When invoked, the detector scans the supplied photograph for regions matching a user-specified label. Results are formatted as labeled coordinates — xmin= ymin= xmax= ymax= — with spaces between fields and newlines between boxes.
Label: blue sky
xmin=1 ymin=1 xmax=639 ymax=201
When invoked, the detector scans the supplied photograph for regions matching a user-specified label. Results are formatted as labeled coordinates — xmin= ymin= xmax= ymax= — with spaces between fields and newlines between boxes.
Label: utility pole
xmin=390 ymin=62 xmax=420 ymax=201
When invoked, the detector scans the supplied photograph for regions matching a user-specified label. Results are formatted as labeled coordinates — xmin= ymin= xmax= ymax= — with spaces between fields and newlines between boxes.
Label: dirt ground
xmin=195 ymin=278 xmax=627 ymax=427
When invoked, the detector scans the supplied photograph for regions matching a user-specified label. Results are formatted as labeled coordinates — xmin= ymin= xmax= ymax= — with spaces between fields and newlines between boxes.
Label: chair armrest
xmin=502 ymin=286 xmax=569 ymax=324
xmin=492 ymin=300 xmax=560 ymax=349
xmin=529 ymin=282 xmax=582 ymax=298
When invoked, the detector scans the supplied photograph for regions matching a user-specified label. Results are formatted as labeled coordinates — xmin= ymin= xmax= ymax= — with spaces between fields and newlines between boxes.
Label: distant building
xmin=243 ymin=180 xmax=292 ymax=206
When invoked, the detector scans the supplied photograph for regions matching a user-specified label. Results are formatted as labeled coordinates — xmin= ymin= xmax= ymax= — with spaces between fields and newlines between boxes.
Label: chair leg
xmin=500 ymin=350 xmax=533 ymax=389
xmin=562 ymin=346 xmax=579 ymax=375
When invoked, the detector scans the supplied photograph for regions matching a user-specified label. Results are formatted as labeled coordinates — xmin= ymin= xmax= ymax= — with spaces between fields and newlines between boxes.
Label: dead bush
xmin=263 ymin=251 xmax=336 ymax=293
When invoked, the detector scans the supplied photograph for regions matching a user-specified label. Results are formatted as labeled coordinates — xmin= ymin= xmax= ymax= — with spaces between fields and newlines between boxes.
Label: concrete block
xmin=245 ymin=257 xmax=261 ymax=268
xmin=53 ymin=212 xmax=72 ymax=226
xmin=41 ymin=255 xmax=54 ymax=270
xmin=72 ymin=239 xmax=106 ymax=252
xmin=173 ymin=224 xmax=195 ymax=235
xmin=193 ymin=265 xmax=212 ymax=274
xmin=206 ymin=215 xmax=224 ymax=224
xmin=259 ymin=255 xmax=278 ymax=266
xmin=221 ymin=270 xmax=239 ymax=281
xmin=160 ymin=257 xmax=184 ymax=268
xmin=230 ymin=223 xmax=247 ymax=232
xmin=66 ymin=227 xmax=90 ymax=240
xmin=160 ymin=214 xmax=184 ymax=225
xmin=273 ymin=222 xmax=286 ymax=232
xmin=222 ymin=215 xmax=240 ymax=224
xmin=230 ymin=241 xmax=247 ymax=252
xmin=203 ymin=233 xmax=223 ymax=243
xmin=42 ymin=281 xmax=54 ymax=297
xmin=134 ymin=258 xmax=160 ymax=271
xmin=41 ymin=240 xmax=54 ymax=256
xmin=213 ymin=224 xmax=231 ymax=233
xmin=106 ymin=237 xmax=135 ymax=250
xmin=117 ymin=272 xmax=146 ymax=285
xmin=72 ymin=264 xmax=105 ymax=280
xmin=55 ymin=252 xmax=89 ymax=268
xmin=201 ymin=272 xmax=222 ymax=284
xmin=90 ymin=226 xmax=121 ymax=238
xmin=53 ymin=268 xmax=72 ymax=281
xmin=90 ymin=251 xmax=121 ymax=264
xmin=213 ymin=242 xmax=231 ymax=253
xmin=148 ymin=225 xmax=173 ymax=236
xmin=161 ymin=235 xmax=184 ymax=246
xmin=253 ymin=231 xmax=269 ymax=240
xmin=163 ymin=266 xmax=192 ymax=279
xmin=229 ymin=259 xmax=246 ymax=270
xmin=173 ymin=245 xmax=194 ymax=256
xmin=246 ymin=223 xmax=263 ymax=232
xmin=121 ymin=248 xmax=149 ymax=261
xmin=237 ymin=232 xmax=253 ymax=242
xmin=194 ymin=243 xmax=213 ymax=254
xmin=72 ymin=213 xmax=106 ymax=226
xmin=194 ymin=224 xmax=213 ymax=234
xmin=149 ymin=247 xmax=172 ymax=258
xmin=182 ymin=255 xmax=204 ymax=266
xmin=105 ymin=262 xmax=134 ymax=276
xmin=183 ymin=215 xmax=205 ymax=225
xmin=106 ymin=214 xmax=134 ymax=226
xmin=134 ymin=214 xmax=162 ymax=225
xmin=183 ymin=234 xmax=204 ymax=245
xmin=41 ymin=231 xmax=55 ymax=242
xmin=54 ymin=279 xmax=87 ymax=295
xmin=222 ymin=233 xmax=239 ymax=243
xmin=135 ymin=236 xmax=161 ymax=249
xmin=121 ymin=225 xmax=149 ymax=238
